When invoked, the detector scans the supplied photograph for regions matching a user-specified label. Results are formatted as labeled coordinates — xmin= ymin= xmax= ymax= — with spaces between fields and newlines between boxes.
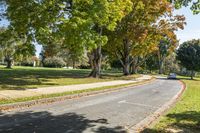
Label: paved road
xmin=0 ymin=78 xmax=182 ymax=133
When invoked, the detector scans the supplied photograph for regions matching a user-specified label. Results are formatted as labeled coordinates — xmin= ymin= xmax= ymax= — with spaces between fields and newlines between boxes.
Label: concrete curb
xmin=0 ymin=77 xmax=155 ymax=112
xmin=128 ymin=80 xmax=186 ymax=133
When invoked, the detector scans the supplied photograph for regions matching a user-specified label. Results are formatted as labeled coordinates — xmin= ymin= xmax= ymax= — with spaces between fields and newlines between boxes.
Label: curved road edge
xmin=0 ymin=76 xmax=155 ymax=112
xmin=129 ymin=80 xmax=187 ymax=133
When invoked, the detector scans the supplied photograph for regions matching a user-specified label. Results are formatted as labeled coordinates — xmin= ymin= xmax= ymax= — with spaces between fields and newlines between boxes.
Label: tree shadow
xmin=140 ymin=128 xmax=166 ymax=133
xmin=94 ymin=126 xmax=127 ymax=133
xmin=0 ymin=111 xmax=127 ymax=133
xmin=0 ymin=68 xmax=91 ymax=90
xmin=166 ymin=111 xmax=200 ymax=131
xmin=141 ymin=111 xmax=200 ymax=133
xmin=0 ymin=67 xmax=132 ymax=90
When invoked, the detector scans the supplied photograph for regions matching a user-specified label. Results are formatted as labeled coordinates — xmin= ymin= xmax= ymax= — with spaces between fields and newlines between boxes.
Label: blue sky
xmin=175 ymin=7 xmax=200 ymax=43
xmin=0 ymin=6 xmax=200 ymax=57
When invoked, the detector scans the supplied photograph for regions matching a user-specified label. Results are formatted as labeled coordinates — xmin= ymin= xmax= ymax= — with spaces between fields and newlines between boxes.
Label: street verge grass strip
xmin=0 ymin=77 xmax=155 ymax=111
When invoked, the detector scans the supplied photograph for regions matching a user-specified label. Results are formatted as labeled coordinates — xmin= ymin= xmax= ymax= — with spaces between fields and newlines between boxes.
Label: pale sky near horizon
xmin=175 ymin=7 xmax=200 ymax=43
xmin=0 ymin=6 xmax=200 ymax=57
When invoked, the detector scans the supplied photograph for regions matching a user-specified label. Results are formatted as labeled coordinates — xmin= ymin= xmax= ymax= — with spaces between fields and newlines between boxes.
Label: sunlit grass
xmin=0 ymin=66 xmax=140 ymax=90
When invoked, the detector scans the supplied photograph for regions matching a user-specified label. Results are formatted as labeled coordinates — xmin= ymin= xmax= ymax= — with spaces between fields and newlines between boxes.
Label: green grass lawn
xmin=0 ymin=66 xmax=140 ymax=90
xmin=142 ymin=77 xmax=200 ymax=133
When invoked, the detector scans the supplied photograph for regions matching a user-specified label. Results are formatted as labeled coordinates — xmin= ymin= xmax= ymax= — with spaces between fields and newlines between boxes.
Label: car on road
xmin=167 ymin=73 xmax=177 ymax=79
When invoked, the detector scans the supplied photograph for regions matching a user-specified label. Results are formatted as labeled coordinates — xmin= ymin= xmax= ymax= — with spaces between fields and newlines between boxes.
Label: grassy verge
xmin=142 ymin=77 xmax=200 ymax=133
xmin=0 ymin=78 xmax=154 ymax=105
xmin=0 ymin=66 xmax=140 ymax=90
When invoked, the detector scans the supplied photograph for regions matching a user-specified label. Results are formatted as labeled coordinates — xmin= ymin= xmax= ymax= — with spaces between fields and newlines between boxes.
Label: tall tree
xmin=157 ymin=37 xmax=176 ymax=74
xmin=177 ymin=39 xmax=200 ymax=79
xmin=106 ymin=0 xmax=179 ymax=75
xmin=155 ymin=15 xmax=185 ymax=74
xmin=4 ymin=0 xmax=132 ymax=78
xmin=82 ymin=0 xmax=132 ymax=77
xmin=0 ymin=28 xmax=35 ymax=68
xmin=164 ymin=52 xmax=180 ymax=73
xmin=145 ymin=53 xmax=159 ymax=73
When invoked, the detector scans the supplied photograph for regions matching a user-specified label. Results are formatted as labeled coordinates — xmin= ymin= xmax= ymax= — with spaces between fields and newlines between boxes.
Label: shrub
xmin=21 ymin=60 xmax=34 ymax=66
xmin=43 ymin=57 xmax=66 ymax=68
xmin=78 ymin=65 xmax=91 ymax=69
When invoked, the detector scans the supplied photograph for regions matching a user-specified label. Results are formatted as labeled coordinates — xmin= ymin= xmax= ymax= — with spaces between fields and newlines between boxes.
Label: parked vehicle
xmin=167 ymin=73 xmax=177 ymax=79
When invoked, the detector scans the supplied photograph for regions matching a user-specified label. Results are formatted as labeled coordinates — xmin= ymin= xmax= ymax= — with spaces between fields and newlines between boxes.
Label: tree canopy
xmin=177 ymin=39 xmax=200 ymax=79
xmin=105 ymin=0 xmax=185 ymax=75
xmin=3 ymin=0 xmax=133 ymax=77
xmin=170 ymin=0 xmax=200 ymax=14
xmin=0 ymin=27 xmax=35 ymax=68
xmin=0 ymin=0 xmax=191 ymax=77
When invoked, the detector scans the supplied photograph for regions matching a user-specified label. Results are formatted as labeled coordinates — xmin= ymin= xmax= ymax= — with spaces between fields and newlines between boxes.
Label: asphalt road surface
xmin=0 ymin=78 xmax=182 ymax=133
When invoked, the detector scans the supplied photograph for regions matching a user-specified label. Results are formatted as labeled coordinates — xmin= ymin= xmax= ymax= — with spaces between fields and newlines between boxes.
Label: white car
xmin=167 ymin=73 xmax=177 ymax=79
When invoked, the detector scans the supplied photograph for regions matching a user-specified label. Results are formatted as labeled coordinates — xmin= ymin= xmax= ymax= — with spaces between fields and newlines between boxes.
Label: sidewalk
xmin=0 ymin=75 xmax=152 ymax=99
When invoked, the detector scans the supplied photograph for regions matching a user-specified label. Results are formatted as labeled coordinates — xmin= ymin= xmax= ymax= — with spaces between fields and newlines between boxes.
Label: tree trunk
xmin=89 ymin=46 xmax=102 ymax=78
xmin=191 ymin=70 xmax=194 ymax=80
xmin=131 ymin=57 xmax=138 ymax=74
xmin=115 ymin=38 xmax=131 ymax=76
xmin=72 ymin=60 xmax=75 ymax=69
xmin=123 ymin=62 xmax=130 ymax=76
xmin=122 ymin=47 xmax=130 ymax=75
xmin=5 ymin=56 xmax=12 ymax=69
xmin=6 ymin=60 xmax=12 ymax=68
xmin=89 ymin=27 xmax=103 ymax=78
xmin=132 ymin=65 xmax=138 ymax=74
xmin=122 ymin=38 xmax=131 ymax=75
xmin=159 ymin=60 xmax=164 ymax=74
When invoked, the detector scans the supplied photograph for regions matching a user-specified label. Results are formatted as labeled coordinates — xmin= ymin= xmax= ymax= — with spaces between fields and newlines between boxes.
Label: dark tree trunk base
xmin=89 ymin=70 xmax=101 ymax=78
xmin=191 ymin=70 xmax=194 ymax=80
xmin=123 ymin=64 xmax=130 ymax=76
xmin=88 ymin=46 xmax=102 ymax=78
xmin=6 ymin=61 xmax=12 ymax=69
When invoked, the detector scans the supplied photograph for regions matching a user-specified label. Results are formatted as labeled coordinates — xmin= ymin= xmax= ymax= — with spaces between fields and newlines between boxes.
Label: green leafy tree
xmin=0 ymin=28 xmax=18 ymax=68
xmin=77 ymin=0 xmax=132 ymax=77
xmin=105 ymin=0 xmax=182 ymax=75
xmin=4 ymin=0 xmax=132 ymax=78
xmin=57 ymin=47 xmax=84 ymax=69
xmin=154 ymin=14 xmax=186 ymax=74
xmin=145 ymin=53 xmax=159 ymax=73
xmin=43 ymin=56 xmax=66 ymax=68
xmin=157 ymin=38 xmax=176 ymax=74
xmin=170 ymin=0 xmax=200 ymax=14
xmin=0 ymin=28 xmax=35 ymax=68
xmin=165 ymin=53 xmax=180 ymax=73
xmin=177 ymin=39 xmax=200 ymax=79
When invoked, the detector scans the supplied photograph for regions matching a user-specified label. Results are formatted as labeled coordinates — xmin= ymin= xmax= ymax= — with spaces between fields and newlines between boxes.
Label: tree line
xmin=0 ymin=0 xmax=199 ymax=78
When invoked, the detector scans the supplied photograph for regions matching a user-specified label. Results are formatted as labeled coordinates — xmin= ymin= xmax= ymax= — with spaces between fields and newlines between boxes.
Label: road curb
xmin=0 ymin=77 xmax=155 ymax=112
xmin=128 ymin=80 xmax=187 ymax=133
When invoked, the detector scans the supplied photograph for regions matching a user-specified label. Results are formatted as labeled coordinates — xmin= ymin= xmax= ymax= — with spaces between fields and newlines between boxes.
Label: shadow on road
xmin=0 ymin=111 xmax=127 ymax=133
